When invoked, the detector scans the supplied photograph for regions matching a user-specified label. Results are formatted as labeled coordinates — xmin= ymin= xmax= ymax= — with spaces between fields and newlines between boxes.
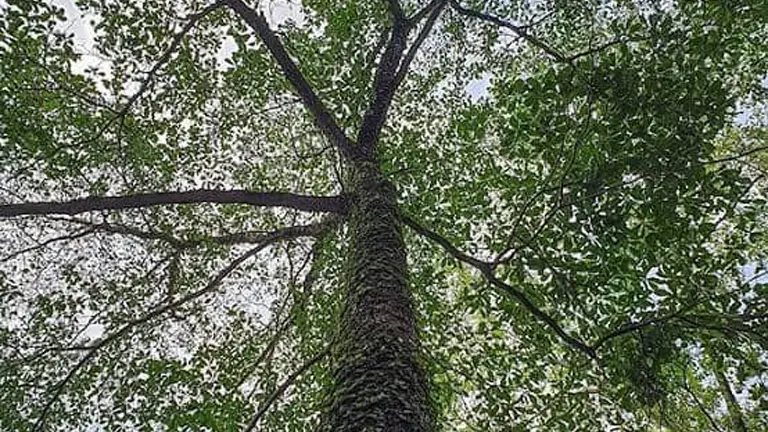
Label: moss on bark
xmin=324 ymin=162 xmax=434 ymax=431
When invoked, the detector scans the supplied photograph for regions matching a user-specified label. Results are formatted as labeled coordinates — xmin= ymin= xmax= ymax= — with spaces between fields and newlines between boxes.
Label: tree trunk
xmin=324 ymin=162 xmax=434 ymax=431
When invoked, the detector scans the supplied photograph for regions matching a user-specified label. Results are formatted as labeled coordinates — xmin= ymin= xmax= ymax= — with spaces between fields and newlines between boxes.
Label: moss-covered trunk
xmin=325 ymin=162 xmax=433 ymax=431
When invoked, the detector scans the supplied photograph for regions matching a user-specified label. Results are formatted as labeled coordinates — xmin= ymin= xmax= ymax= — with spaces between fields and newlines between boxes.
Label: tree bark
xmin=325 ymin=162 xmax=434 ymax=431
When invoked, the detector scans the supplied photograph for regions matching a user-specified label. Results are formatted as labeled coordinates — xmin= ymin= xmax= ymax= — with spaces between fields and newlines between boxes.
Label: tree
xmin=1 ymin=0 xmax=766 ymax=430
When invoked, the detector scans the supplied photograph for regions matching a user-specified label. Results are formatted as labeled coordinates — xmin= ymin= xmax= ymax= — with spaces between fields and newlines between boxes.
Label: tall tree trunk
xmin=325 ymin=162 xmax=434 ymax=431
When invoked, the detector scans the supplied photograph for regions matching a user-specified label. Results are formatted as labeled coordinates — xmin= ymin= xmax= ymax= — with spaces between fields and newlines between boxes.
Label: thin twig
xmin=244 ymin=344 xmax=331 ymax=431
xmin=683 ymin=375 xmax=724 ymax=432
xmin=0 ymin=228 xmax=96 ymax=262
xmin=449 ymin=0 xmax=567 ymax=61
xmin=31 ymin=224 xmax=316 ymax=430
xmin=701 ymin=145 xmax=768 ymax=165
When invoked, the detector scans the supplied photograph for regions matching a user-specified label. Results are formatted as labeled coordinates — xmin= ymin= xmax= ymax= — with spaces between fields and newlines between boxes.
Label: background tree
xmin=1 ymin=0 xmax=766 ymax=430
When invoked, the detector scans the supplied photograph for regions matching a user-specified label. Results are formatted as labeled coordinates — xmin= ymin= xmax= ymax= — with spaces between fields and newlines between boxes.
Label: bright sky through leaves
xmin=1 ymin=0 xmax=766 ymax=430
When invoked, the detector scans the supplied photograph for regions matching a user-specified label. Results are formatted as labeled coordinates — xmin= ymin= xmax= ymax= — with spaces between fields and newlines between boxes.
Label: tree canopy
xmin=1 ymin=0 xmax=767 ymax=430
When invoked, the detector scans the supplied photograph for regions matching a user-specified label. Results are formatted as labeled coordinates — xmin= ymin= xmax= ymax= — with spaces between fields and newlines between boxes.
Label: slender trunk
xmin=714 ymin=362 xmax=748 ymax=432
xmin=325 ymin=162 xmax=433 ymax=431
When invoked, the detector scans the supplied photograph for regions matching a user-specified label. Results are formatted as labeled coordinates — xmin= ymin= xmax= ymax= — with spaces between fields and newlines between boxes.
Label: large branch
xmin=385 ymin=0 xmax=406 ymax=23
xmin=357 ymin=0 xmax=447 ymax=157
xmin=485 ymin=271 xmax=596 ymax=359
xmin=224 ymin=0 xmax=359 ymax=160
xmin=356 ymin=17 xmax=409 ymax=157
xmin=393 ymin=0 xmax=447 ymax=89
xmin=402 ymin=214 xmax=597 ymax=359
xmin=0 ymin=190 xmax=346 ymax=218
xmin=407 ymin=0 xmax=445 ymax=26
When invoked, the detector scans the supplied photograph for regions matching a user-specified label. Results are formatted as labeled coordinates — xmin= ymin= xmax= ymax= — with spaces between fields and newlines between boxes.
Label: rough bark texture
xmin=325 ymin=162 xmax=434 ymax=431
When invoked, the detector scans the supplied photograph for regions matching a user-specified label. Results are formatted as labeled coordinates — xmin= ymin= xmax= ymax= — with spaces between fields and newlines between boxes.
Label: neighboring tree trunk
xmin=713 ymin=359 xmax=748 ymax=432
xmin=324 ymin=162 xmax=434 ymax=431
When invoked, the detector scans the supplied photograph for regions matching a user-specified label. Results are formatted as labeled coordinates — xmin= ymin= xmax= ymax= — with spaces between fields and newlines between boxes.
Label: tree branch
xmin=244 ymin=344 xmax=331 ymax=431
xmin=0 ymin=228 xmax=96 ymax=262
xmin=6 ymin=2 xmax=224 ymax=181
xmin=235 ymin=319 xmax=292 ymax=390
xmin=682 ymin=378 xmax=724 ymax=432
xmin=235 ymin=232 xmax=328 ymax=393
xmin=0 ymin=190 xmax=347 ymax=218
xmin=713 ymin=355 xmax=750 ymax=432
xmin=702 ymin=145 xmax=768 ymax=165
xmin=449 ymin=0 xmax=567 ymax=61
xmin=591 ymin=311 xmax=683 ymax=351
xmin=90 ymin=1 xmax=225 ymax=141
xmin=208 ymin=219 xmax=338 ymax=246
xmin=450 ymin=1 xmax=634 ymax=64
xmin=564 ymin=37 xmax=631 ymax=62
xmin=120 ymin=2 xmax=225 ymax=116
xmin=385 ymin=0 xmax=406 ymax=23
xmin=408 ymin=0 xmax=444 ymax=27
xmin=393 ymin=0 xmax=447 ymax=89
xmin=46 ymin=216 xmax=187 ymax=246
xmin=401 ymin=214 xmax=492 ymax=270
xmin=224 ymin=0 xmax=359 ymax=160
xmin=30 ymin=220 xmax=323 ymax=430
xmin=52 ymin=215 xmax=340 ymax=249
xmin=518 ymin=10 xmax=557 ymax=31
xmin=486 ymin=272 xmax=597 ymax=359
xmin=356 ymin=18 xmax=409 ymax=157
xmin=592 ymin=306 xmax=767 ymax=352
xmin=357 ymin=0 xmax=447 ymax=157
xmin=402 ymin=214 xmax=596 ymax=359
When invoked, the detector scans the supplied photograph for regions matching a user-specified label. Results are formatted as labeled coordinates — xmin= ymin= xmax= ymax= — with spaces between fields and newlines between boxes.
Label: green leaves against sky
xmin=1 ymin=0 xmax=766 ymax=430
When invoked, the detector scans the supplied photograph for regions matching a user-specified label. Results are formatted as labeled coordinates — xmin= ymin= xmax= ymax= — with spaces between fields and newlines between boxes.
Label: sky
xmin=2 ymin=1 xmax=765 ymax=428
xmin=51 ymin=0 xmax=491 ymax=102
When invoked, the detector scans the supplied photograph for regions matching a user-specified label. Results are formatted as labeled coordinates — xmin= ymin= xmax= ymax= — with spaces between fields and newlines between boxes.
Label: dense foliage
xmin=1 ymin=0 xmax=766 ymax=430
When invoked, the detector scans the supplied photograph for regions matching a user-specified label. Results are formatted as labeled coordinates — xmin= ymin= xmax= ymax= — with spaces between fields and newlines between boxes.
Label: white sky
xmin=2 ymin=1 xmax=764 ymax=428
xmin=50 ymin=0 xmax=311 ymax=97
